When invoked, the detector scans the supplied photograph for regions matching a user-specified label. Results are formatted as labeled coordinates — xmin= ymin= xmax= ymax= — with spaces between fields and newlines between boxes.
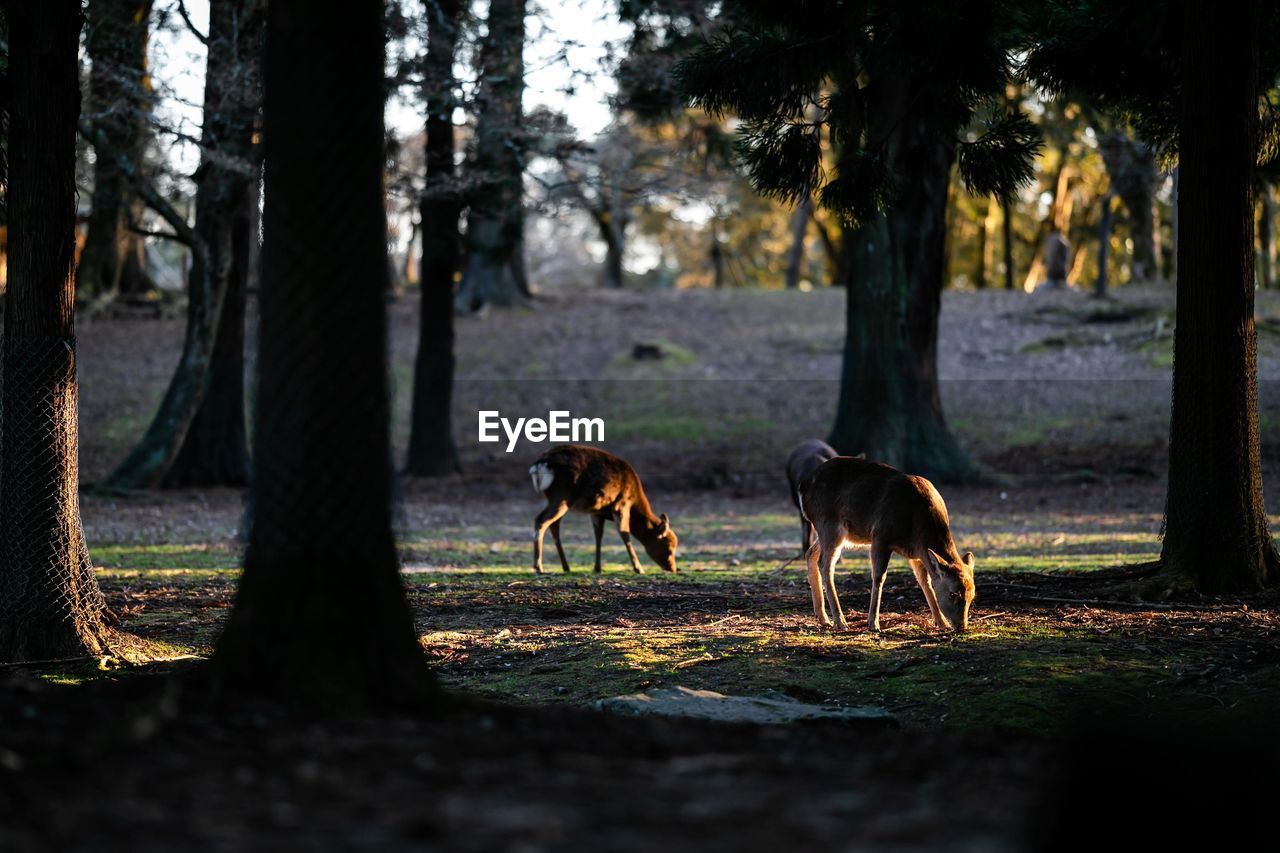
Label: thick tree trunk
xmin=406 ymin=0 xmax=463 ymax=478
xmin=455 ymin=0 xmax=527 ymax=311
xmin=1001 ymin=197 xmax=1015 ymax=290
xmin=1160 ymin=0 xmax=1278 ymax=592
xmin=1100 ymin=132 xmax=1160 ymax=283
xmin=1095 ymin=193 xmax=1113 ymax=298
xmin=103 ymin=0 xmax=264 ymax=492
xmin=827 ymin=80 xmax=978 ymax=482
xmin=77 ymin=0 xmax=158 ymax=300
xmin=785 ymin=196 xmax=812 ymax=289
xmin=213 ymin=0 xmax=435 ymax=711
xmin=0 ymin=1 xmax=113 ymax=661
xmin=165 ymin=184 xmax=254 ymax=487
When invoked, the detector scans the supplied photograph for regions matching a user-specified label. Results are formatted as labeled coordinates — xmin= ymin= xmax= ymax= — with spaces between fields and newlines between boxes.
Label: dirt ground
xmin=3 ymin=284 xmax=1280 ymax=849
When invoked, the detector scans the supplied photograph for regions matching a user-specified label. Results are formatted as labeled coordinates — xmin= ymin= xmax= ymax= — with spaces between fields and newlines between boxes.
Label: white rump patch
xmin=530 ymin=462 xmax=554 ymax=493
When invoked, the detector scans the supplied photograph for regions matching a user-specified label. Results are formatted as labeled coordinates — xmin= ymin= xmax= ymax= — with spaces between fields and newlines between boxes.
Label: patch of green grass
xmin=93 ymin=543 xmax=241 ymax=570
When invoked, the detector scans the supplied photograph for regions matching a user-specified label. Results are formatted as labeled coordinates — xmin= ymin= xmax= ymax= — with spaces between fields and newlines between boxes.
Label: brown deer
xmin=785 ymin=439 xmax=838 ymax=555
xmin=798 ymin=456 xmax=975 ymax=632
xmin=529 ymin=445 xmax=678 ymax=574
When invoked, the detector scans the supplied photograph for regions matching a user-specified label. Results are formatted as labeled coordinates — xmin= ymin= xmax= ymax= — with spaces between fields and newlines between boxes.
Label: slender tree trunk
xmin=77 ymin=0 xmax=158 ymax=300
xmin=1095 ymin=193 xmax=1113 ymax=298
xmin=406 ymin=0 xmax=463 ymax=478
xmin=598 ymin=217 xmax=626 ymax=289
xmin=213 ymin=0 xmax=435 ymax=710
xmin=1001 ymin=197 xmax=1015 ymax=290
xmin=785 ymin=196 xmax=811 ymax=289
xmin=455 ymin=0 xmax=527 ymax=311
xmin=1160 ymin=0 xmax=1278 ymax=592
xmin=1259 ymin=185 xmax=1275 ymax=290
xmin=828 ymin=79 xmax=978 ymax=482
xmin=809 ymin=207 xmax=840 ymax=285
xmin=976 ymin=197 xmax=995 ymax=289
xmin=165 ymin=181 xmax=254 ymax=487
xmin=103 ymin=0 xmax=265 ymax=492
xmin=0 ymin=0 xmax=113 ymax=660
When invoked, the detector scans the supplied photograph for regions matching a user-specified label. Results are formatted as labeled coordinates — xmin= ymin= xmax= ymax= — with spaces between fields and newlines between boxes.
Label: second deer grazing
xmin=785 ymin=439 xmax=838 ymax=555
xmin=529 ymin=444 xmax=678 ymax=574
xmin=798 ymin=456 xmax=975 ymax=632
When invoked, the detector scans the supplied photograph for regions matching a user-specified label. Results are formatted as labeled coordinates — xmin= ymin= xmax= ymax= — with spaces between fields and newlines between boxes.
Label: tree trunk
xmin=1001 ymin=197 xmax=1015 ymax=290
xmin=599 ymin=217 xmax=626 ymax=289
xmin=974 ymin=198 xmax=991 ymax=289
xmin=1095 ymin=193 xmax=1113 ymax=298
xmin=1160 ymin=0 xmax=1278 ymax=592
xmin=77 ymin=0 xmax=158 ymax=300
xmin=1259 ymin=185 xmax=1275 ymax=290
xmin=0 ymin=0 xmax=113 ymax=661
xmin=827 ymin=79 xmax=978 ymax=482
xmin=165 ymin=182 xmax=254 ymax=487
xmin=406 ymin=0 xmax=463 ymax=478
xmin=213 ymin=0 xmax=435 ymax=711
xmin=455 ymin=0 xmax=527 ymax=311
xmin=785 ymin=196 xmax=812 ymax=289
xmin=103 ymin=0 xmax=264 ymax=492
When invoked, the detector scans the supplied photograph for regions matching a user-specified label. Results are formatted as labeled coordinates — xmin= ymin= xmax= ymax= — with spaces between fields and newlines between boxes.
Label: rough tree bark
xmin=0 ymin=0 xmax=113 ymax=661
xmin=1160 ymin=0 xmax=1279 ymax=592
xmin=827 ymin=78 xmax=979 ymax=482
xmin=104 ymin=0 xmax=265 ymax=492
xmin=455 ymin=0 xmax=528 ymax=310
xmin=78 ymin=0 xmax=158 ymax=300
xmin=212 ymin=0 xmax=436 ymax=710
xmin=406 ymin=0 xmax=464 ymax=477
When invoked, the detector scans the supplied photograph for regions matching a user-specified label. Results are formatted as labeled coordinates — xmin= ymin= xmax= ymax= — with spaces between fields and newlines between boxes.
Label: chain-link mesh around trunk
xmin=0 ymin=336 xmax=108 ymax=654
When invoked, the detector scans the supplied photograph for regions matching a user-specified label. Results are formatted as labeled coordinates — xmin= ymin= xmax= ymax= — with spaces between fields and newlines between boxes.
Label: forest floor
xmin=3 ymin=284 xmax=1280 ymax=849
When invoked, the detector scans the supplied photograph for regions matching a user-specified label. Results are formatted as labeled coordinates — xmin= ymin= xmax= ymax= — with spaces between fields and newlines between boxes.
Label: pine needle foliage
xmin=1022 ymin=0 xmax=1280 ymax=164
xmin=675 ymin=0 xmax=1040 ymax=222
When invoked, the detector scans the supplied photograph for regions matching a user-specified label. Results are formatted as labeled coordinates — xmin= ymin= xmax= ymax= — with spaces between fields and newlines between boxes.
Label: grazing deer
xmin=529 ymin=445 xmax=678 ymax=574
xmin=798 ymin=456 xmax=975 ymax=632
xmin=785 ymin=439 xmax=838 ymax=555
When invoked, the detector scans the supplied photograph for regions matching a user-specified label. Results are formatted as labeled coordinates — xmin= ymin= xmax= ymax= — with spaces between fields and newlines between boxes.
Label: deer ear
xmin=925 ymin=549 xmax=945 ymax=572
xmin=963 ymin=551 xmax=975 ymax=569
xmin=659 ymin=513 xmax=670 ymax=533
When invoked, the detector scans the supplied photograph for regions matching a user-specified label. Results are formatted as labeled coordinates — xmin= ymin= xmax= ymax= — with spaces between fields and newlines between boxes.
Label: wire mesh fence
xmin=0 ymin=336 xmax=108 ymax=631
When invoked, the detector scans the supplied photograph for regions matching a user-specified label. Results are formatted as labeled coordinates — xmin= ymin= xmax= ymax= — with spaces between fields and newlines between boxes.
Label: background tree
xmin=103 ymin=0 xmax=265 ymax=491
xmin=78 ymin=0 xmax=160 ymax=300
xmin=454 ymin=0 xmax=529 ymax=310
xmin=407 ymin=0 xmax=465 ymax=477
xmin=163 ymin=0 xmax=265 ymax=488
xmin=1027 ymin=0 xmax=1280 ymax=592
xmin=678 ymin=0 xmax=1039 ymax=480
xmin=213 ymin=0 xmax=435 ymax=709
xmin=0 ymin=0 xmax=113 ymax=660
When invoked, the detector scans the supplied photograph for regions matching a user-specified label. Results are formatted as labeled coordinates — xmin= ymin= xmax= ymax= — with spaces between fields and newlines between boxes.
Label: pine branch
xmin=956 ymin=109 xmax=1043 ymax=202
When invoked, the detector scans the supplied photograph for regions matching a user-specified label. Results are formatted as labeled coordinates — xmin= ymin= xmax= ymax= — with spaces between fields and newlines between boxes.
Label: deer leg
xmin=534 ymin=502 xmax=569 ymax=574
xmin=910 ymin=558 xmax=946 ymax=629
xmin=801 ymin=517 xmax=812 ymax=558
xmin=819 ymin=542 xmax=849 ymax=631
xmin=550 ymin=519 xmax=571 ymax=573
xmin=806 ymin=540 xmax=832 ymax=627
xmin=591 ymin=514 xmax=606 ymax=573
xmin=618 ymin=530 xmax=644 ymax=573
xmin=868 ymin=540 xmax=892 ymax=632
xmin=616 ymin=509 xmax=645 ymax=573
